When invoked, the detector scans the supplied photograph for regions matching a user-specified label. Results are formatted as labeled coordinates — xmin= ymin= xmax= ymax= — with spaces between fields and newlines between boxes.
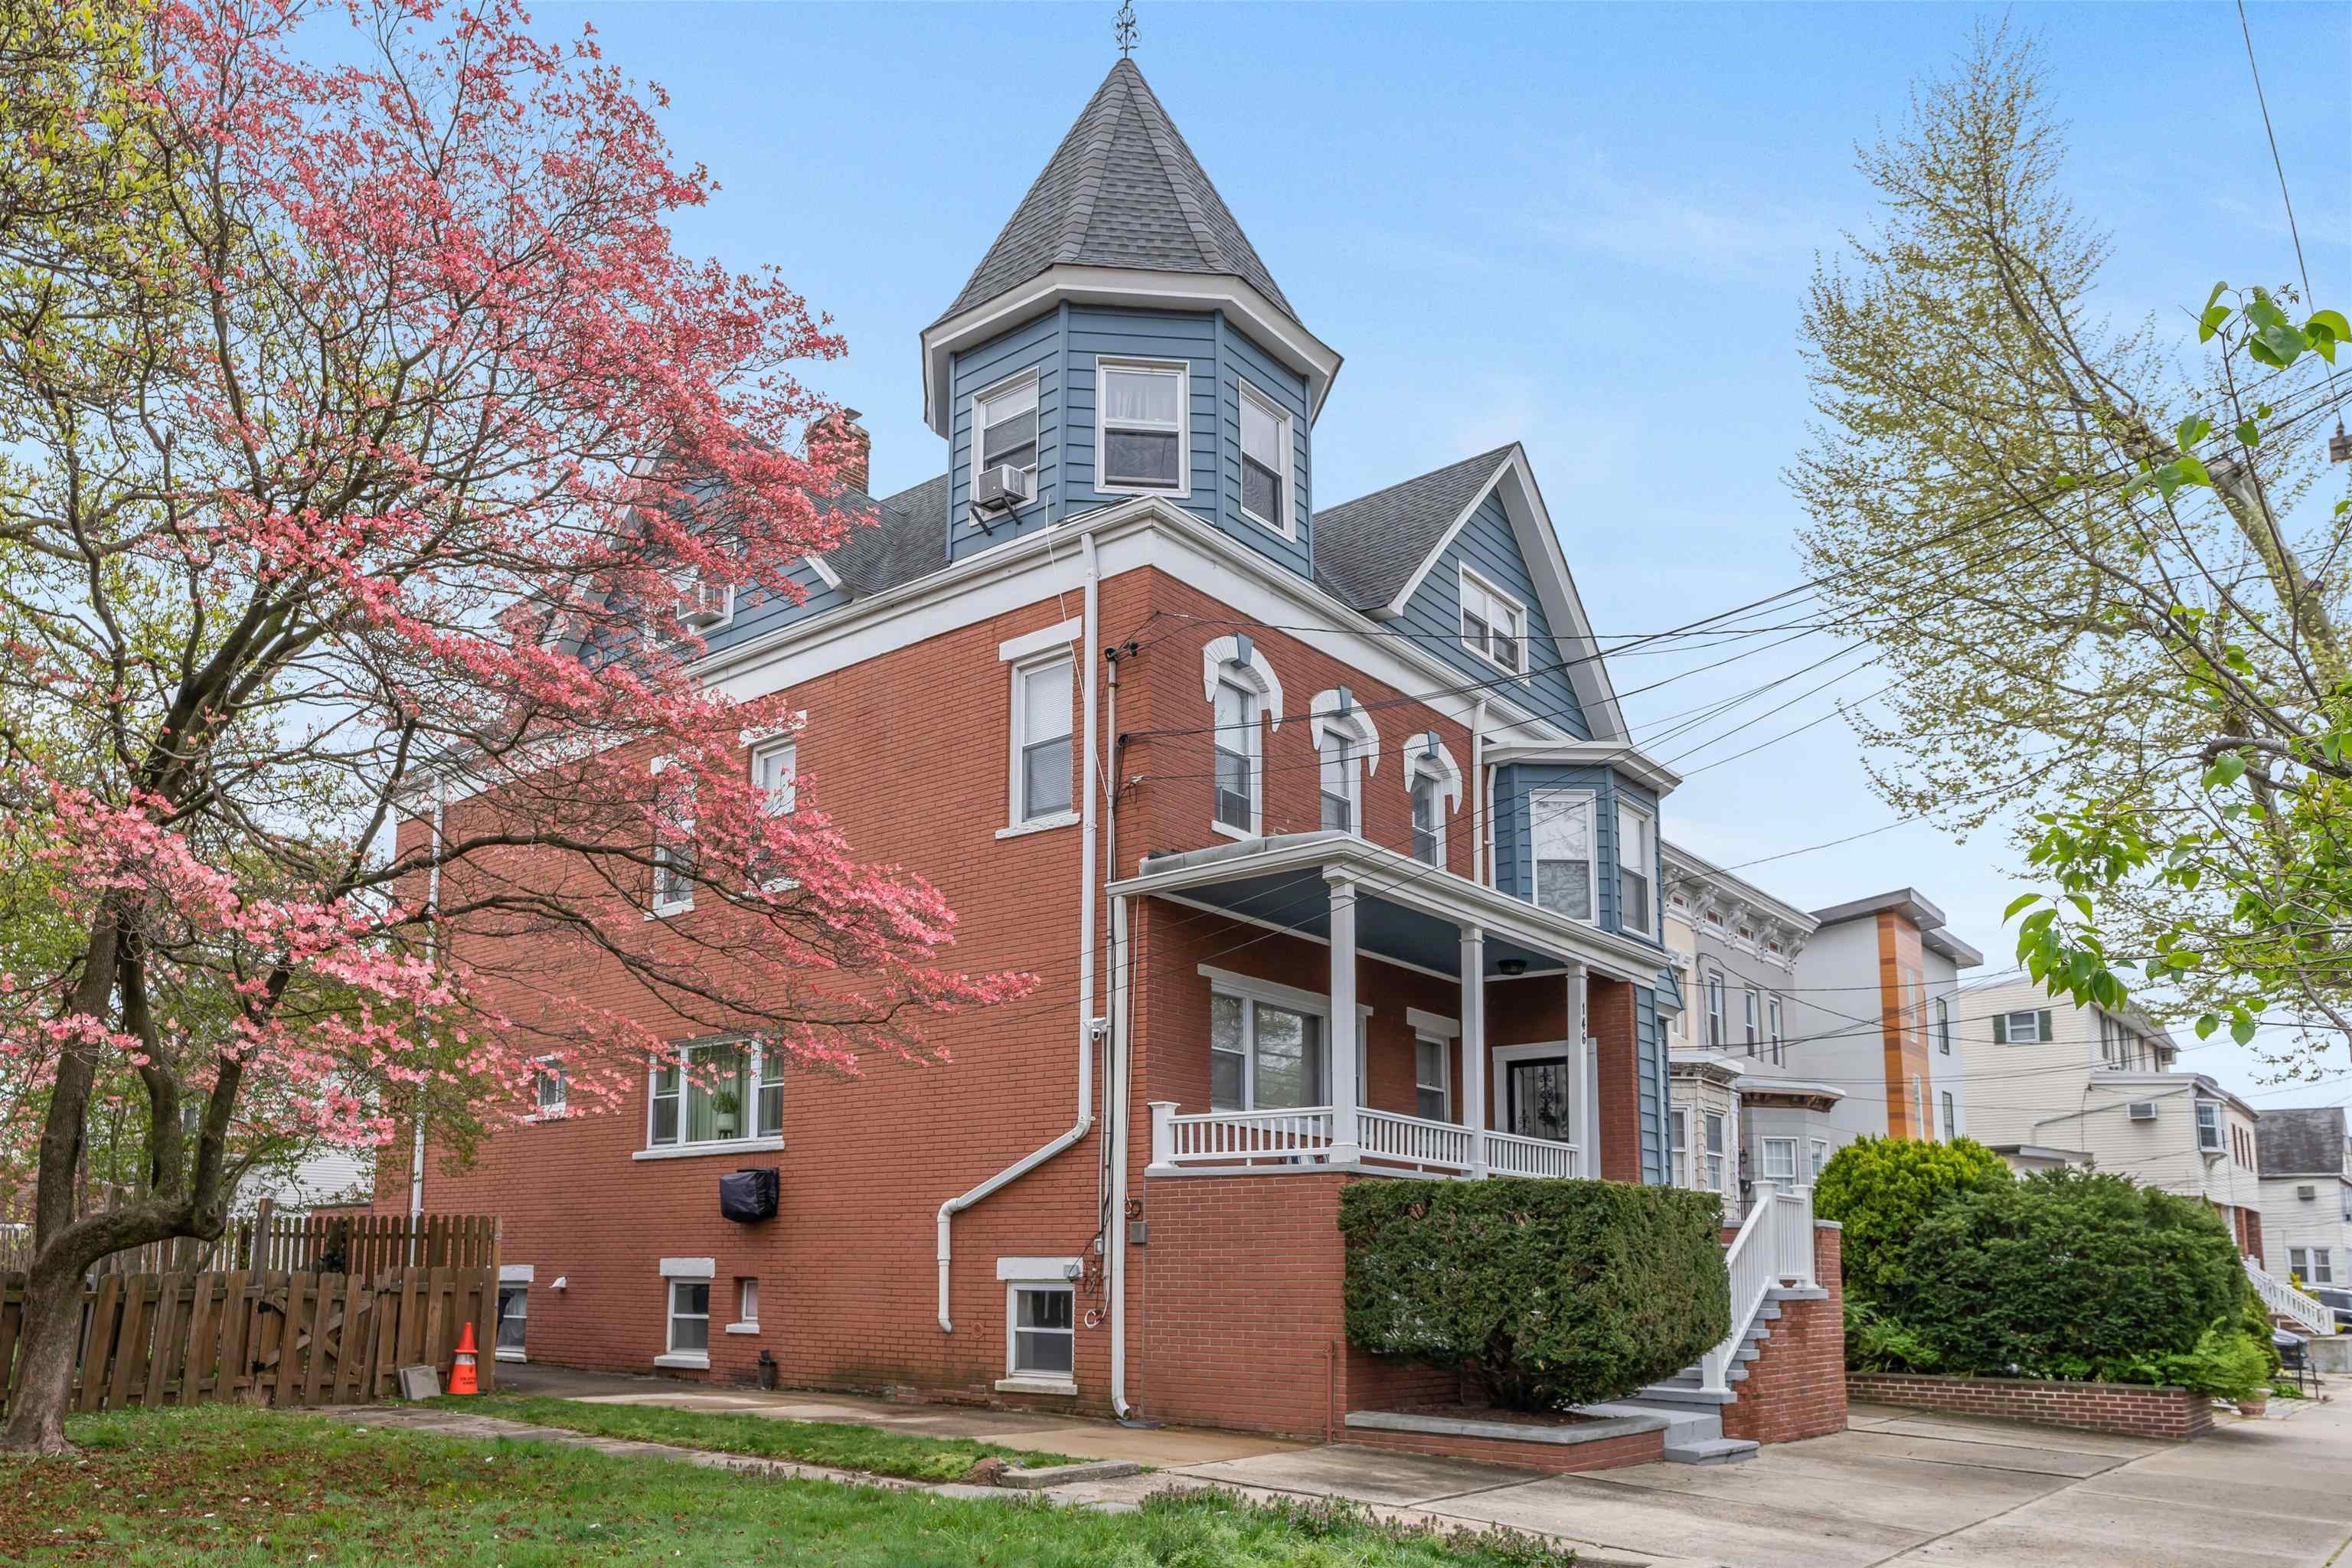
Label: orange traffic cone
xmin=449 ymin=1321 xmax=480 ymax=1396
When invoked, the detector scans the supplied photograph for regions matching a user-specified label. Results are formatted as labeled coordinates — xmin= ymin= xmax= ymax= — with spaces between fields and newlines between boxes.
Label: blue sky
xmin=544 ymin=1 xmax=2348 ymax=1099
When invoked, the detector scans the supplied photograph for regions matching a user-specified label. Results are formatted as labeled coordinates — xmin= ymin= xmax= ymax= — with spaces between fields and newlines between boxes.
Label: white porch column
xmin=1327 ymin=873 xmax=1361 ymax=1158
xmin=1570 ymin=962 xmax=1597 ymax=1177
xmin=1460 ymin=926 xmax=1488 ymax=1177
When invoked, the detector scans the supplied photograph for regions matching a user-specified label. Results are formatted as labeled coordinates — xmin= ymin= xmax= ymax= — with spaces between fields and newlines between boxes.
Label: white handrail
xmin=1361 ymin=1108 xmax=1476 ymax=1172
xmin=2247 ymin=1256 xmax=2334 ymax=1336
xmin=1483 ymin=1129 xmax=1580 ymax=1179
xmin=1148 ymin=1102 xmax=1580 ymax=1181
xmin=1156 ymin=1105 xmax=1334 ymax=1165
xmin=1699 ymin=1188 xmax=1813 ymax=1394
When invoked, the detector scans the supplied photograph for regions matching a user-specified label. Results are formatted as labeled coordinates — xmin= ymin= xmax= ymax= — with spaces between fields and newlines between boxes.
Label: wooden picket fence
xmin=0 ymin=1206 xmax=498 ymax=1279
xmin=0 ymin=1213 xmax=501 ymax=1416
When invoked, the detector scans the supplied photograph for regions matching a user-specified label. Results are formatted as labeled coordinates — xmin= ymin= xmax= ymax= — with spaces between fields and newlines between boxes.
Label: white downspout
xmin=1469 ymin=700 xmax=1488 ymax=886
xmin=936 ymin=531 xmax=1102 ymax=1333
xmin=1107 ymin=891 xmax=1135 ymax=1418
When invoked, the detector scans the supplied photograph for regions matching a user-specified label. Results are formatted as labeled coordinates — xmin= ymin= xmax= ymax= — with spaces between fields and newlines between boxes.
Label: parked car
xmin=2311 ymin=1286 xmax=2352 ymax=1332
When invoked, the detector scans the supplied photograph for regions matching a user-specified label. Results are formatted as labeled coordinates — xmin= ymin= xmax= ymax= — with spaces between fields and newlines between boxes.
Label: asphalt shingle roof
xmin=2257 ymin=1106 xmax=2348 ymax=1176
xmin=940 ymin=59 xmax=1295 ymax=325
xmin=822 ymin=474 xmax=950 ymax=596
xmin=1309 ymin=446 xmax=1514 ymax=611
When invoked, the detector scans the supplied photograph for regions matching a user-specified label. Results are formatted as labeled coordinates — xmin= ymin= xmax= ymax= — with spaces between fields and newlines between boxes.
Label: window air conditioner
xmin=675 ymin=573 xmax=728 ymax=628
xmin=2127 ymin=1101 xmax=2158 ymax=1122
xmin=2299 ymin=1184 xmax=2318 ymax=1201
xmin=974 ymin=463 xmax=1033 ymax=512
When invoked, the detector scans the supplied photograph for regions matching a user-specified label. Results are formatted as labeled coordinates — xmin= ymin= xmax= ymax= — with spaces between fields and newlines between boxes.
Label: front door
xmin=1505 ymin=1056 xmax=1575 ymax=1143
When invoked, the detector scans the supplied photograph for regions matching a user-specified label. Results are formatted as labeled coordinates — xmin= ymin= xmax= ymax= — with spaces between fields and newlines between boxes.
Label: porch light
xmin=1498 ymin=957 xmax=1527 ymax=977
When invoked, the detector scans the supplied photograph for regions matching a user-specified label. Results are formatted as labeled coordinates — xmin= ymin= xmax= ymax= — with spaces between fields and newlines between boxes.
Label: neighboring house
xmin=240 ymin=1148 xmax=374 ymax=1216
xmin=381 ymin=60 xmax=1760 ymax=1444
xmin=2255 ymin=1107 xmax=2352 ymax=1289
xmin=1786 ymin=889 xmax=1983 ymax=1148
xmin=1955 ymin=976 xmax=2267 ymax=1259
xmin=1662 ymin=842 xmax=1841 ymax=1217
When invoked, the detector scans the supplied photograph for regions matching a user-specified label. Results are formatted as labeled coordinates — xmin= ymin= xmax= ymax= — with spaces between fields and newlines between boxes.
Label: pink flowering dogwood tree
xmin=0 ymin=0 xmax=1029 ymax=1452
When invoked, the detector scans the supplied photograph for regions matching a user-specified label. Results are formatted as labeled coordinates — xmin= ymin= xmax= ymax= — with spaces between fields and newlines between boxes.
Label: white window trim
xmin=998 ymin=616 xmax=1083 ymax=665
xmin=527 ymin=1057 xmax=568 ymax=1122
xmin=748 ymin=736 xmax=799 ymax=890
xmin=1761 ymin=1135 xmax=1799 ymax=1194
xmin=658 ymin=1266 xmax=714 ymax=1370
xmin=1093 ymin=356 xmax=1191 ymax=498
xmin=668 ymin=571 xmax=736 ymax=635
xmin=726 ymin=1277 xmax=761 ymax=1335
xmin=1459 ymin=566 xmax=1527 ymax=675
xmin=1767 ymin=995 xmax=1785 ymax=1065
xmin=998 ymin=1263 xmax=1080 ymax=1395
xmin=2194 ymin=1099 xmax=2225 ymax=1154
xmin=1413 ymin=1033 xmax=1452 ymax=1122
xmin=1527 ymin=786 xmax=1599 ymax=926
xmin=971 ymin=368 xmax=1041 ymax=496
xmin=1201 ymin=965 xmax=1370 ymax=1113
xmin=1616 ymin=799 xmax=1657 ymax=939
xmin=1309 ymin=691 xmax=1380 ymax=839
xmin=1008 ymin=648 xmax=1078 ymax=829
xmin=1236 ymin=377 xmax=1294 ymax=538
xmin=495 ymin=1272 xmax=530 ymax=1363
xmin=648 ymin=755 xmax=695 ymax=918
xmin=1671 ymin=1106 xmax=1692 ymax=1188
xmin=1201 ymin=635 xmax=1282 ymax=839
xmin=641 ymin=1039 xmax=785 ymax=1155
xmin=1403 ymin=737 xmax=1464 ymax=868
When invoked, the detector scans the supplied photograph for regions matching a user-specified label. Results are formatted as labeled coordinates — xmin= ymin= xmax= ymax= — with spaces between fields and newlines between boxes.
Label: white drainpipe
xmin=1107 ymin=892 xmax=1135 ymax=1417
xmin=936 ymin=530 xmax=1102 ymax=1333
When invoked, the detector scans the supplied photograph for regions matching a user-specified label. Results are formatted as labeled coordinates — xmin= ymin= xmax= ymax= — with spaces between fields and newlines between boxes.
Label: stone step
xmin=1633 ymin=1380 xmax=1736 ymax=1407
xmin=1661 ymin=1436 xmax=1760 ymax=1466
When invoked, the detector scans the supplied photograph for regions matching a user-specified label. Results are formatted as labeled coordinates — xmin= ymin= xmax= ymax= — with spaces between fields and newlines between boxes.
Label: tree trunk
xmin=2 ymin=1251 xmax=92 ymax=1454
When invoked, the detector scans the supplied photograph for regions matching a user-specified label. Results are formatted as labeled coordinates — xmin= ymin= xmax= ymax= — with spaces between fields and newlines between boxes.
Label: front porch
xmin=1113 ymin=830 xmax=1679 ymax=1186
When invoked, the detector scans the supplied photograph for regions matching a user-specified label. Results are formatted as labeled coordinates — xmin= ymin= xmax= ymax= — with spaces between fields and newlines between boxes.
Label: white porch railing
xmin=1360 ymin=1108 xmax=1478 ymax=1173
xmin=1698 ymin=1187 xmax=1815 ymax=1396
xmin=2247 ymin=1256 xmax=2336 ymax=1336
xmin=1485 ymin=1129 xmax=1580 ymax=1179
xmin=1149 ymin=1102 xmax=1578 ymax=1180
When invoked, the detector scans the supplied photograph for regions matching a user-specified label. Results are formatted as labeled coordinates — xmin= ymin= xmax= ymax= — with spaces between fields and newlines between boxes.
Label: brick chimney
xmin=812 ymin=407 xmax=871 ymax=495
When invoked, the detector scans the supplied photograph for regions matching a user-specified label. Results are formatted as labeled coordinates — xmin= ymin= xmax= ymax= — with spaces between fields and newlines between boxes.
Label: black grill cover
xmin=719 ymin=1167 xmax=779 ymax=1223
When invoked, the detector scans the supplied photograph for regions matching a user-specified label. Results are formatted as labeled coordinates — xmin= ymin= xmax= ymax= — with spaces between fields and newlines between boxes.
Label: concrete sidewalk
xmin=1056 ymin=1397 xmax=2352 ymax=1567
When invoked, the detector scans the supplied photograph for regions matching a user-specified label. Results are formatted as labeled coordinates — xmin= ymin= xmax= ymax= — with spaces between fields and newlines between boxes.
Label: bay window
xmin=1529 ymin=789 xmax=1594 ymax=920
xmin=1616 ymin=800 xmax=1655 ymax=936
xmin=1762 ymin=1136 xmax=1798 ymax=1195
xmin=1239 ymin=381 xmax=1289 ymax=533
xmin=975 ymin=373 xmax=1039 ymax=481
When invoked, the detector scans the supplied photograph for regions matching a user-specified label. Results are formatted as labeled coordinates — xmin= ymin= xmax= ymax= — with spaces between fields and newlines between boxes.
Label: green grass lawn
xmin=433 ymin=1392 xmax=1083 ymax=1482
xmin=4 ymin=1406 xmax=1580 ymax=1566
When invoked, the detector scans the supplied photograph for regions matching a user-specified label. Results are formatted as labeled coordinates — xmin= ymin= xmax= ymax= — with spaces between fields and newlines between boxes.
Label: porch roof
xmin=1109 ymin=830 xmax=1679 ymax=986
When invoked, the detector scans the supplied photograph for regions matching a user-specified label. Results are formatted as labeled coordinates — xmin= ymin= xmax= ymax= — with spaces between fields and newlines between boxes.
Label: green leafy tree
xmin=1811 ymin=1135 xmax=2011 ymax=1301
xmin=1789 ymin=23 xmax=2352 ymax=1067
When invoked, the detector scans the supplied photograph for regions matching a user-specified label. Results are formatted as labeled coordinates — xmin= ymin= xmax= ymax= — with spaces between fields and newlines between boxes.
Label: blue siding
xmin=1213 ymin=315 xmax=1314 ymax=577
xmin=1491 ymin=763 xmax=1663 ymax=948
xmin=947 ymin=309 xmax=1063 ymax=563
xmin=701 ymin=560 xmax=852 ymax=656
xmin=1058 ymin=305 xmax=1221 ymax=528
xmin=1635 ymin=985 xmax=1665 ymax=1184
xmin=1393 ymin=492 xmax=1588 ymax=739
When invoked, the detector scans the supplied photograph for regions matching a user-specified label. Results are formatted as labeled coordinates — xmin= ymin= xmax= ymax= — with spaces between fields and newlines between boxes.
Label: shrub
xmin=2115 ymin=1325 xmax=2274 ymax=1401
xmin=1339 ymin=1178 xmax=1730 ymax=1412
xmin=1844 ymin=1299 xmax=1939 ymax=1374
xmin=1811 ymin=1135 xmax=2011 ymax=1301
xmin=1880 ymin=1169 xmax=2243 ymax=1381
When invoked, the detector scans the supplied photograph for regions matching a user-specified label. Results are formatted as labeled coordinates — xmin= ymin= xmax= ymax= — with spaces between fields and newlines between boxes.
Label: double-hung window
xmin=1098 ymin=360 xmax=1187 ymax=492
xmin=1411 ymin=774 xmax=1442 ymax=864
xmin=651 ymin=758 xmax=696 ymax=916
xmin=531 ymin=1058 xmax=567 ymax=1119
xmin=1318 ymin=731 xmax=1356 ymax=833
xmin=1009 ymin=1280 xmax=1076 ymax=1380
xmin=1940 ymin=1090 xmax=1957 ymax=1142
xmin=1209 ymin=988 xmax=1326 ymax=1112
xmin=1213 ymin=678 xmax=1258 ymax=834
xmin=1767 ymin=995 xmax=1784 ymax=1065
xmin=648 ymin=1040 xmax=783 ymax=1151
xmin=1459 ymin=570 xmax=1526 ymax=674
xmin=748 ymin=737 xmax=795 ymax=887
xmin=1995 ymin=1009 xmax=2049 ymax=1044
xmin=1743 ymin=990 xmax=1760 ymax=1055
xmin=1413 ymin=1037 xmax=1449 ymax=1121
xmin=1934 ymin=995 xmax=1952 ymax=1055
xmin=1529 ymin=789 xmax=1595 ymax=920
xmin=1809 ymin=1138 xmax=1830 ymax=1182
xmin=1239 ymin=381 xmax=1289 ymax=534
xmin=495 ymin=1281 xmax=529 ymax=1360
xmin=2194 ymin=1100 xmax=2224 ymax=1153
xmin=1012 ymin=654 xmax=1075 ymax=823
xmin=1671 ymin=1109 xmax=1690 ymax=1187
xmin=2291 ymin=1247 xmax=2335 ymax=1285
xmin=1762 ymin=1137 xmax=1798 ymax=1196
xmin=659 ymin=1259 xmax=714 ymax=1368
xmin=975 ymin=374 xmax=1039 ymax=484
xmin=1616 ymin=802 xmax=1655 ymax=936
xmin=1704 ymin=973 xmax=1725 ymax=1049
xmin=1704 ymin=1112 xmax=1726 ymax=1194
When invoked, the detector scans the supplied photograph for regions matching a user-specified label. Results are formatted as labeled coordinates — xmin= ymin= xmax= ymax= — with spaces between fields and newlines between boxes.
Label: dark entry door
xmin=1505 ymin=1057 xmax=1575 ymax=1143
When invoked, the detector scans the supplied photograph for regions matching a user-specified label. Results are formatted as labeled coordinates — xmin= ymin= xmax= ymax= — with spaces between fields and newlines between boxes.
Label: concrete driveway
xmin=1060 ymin=1398 xmax=2352 ymax=1567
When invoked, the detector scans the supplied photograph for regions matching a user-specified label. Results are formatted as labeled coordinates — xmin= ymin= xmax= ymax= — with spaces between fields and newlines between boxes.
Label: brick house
xmin=387 ymin=57 xmax=1841 ymax=1449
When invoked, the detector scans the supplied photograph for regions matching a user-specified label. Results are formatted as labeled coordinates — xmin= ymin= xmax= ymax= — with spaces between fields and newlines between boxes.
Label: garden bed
xmin=1344 ymin=1405 xmax=1670 ymax=1473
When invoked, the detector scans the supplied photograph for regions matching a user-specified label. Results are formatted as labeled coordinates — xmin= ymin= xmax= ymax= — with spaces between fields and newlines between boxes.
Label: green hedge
xmin=1339 ymin=1178 xmax=1730 ymax=1412
xmin=1812 ymin=1135 xmax=2011 ymax=1302
xmin=1879 ymin=1169 xmax=2249 ymax=1387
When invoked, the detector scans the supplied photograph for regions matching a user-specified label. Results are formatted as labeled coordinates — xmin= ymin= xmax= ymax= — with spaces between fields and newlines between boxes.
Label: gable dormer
xmin=923 ymin=60 xmax=1339 ymax=578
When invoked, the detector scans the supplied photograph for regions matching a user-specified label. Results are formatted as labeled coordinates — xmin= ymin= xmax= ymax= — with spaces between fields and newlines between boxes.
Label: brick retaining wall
xmin=1344 ymin=1419 xmax=1664 ymax=1474
xmin=1848 ymin=1372 xmax=2212 ymax=1440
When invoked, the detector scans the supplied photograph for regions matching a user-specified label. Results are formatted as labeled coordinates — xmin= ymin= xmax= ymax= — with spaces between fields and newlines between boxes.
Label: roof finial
xmin=1115 ymin=0 xmax=1137 ymax=58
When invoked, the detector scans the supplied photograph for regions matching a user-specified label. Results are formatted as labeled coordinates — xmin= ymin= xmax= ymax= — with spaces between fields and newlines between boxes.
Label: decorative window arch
xmin=1400 ymin=732 xmax=1462 ymax=867
xmin=1308 ymin=688 xmax=1380 ymax=836
xmin=1202 ymin=635 xmax=1281 ymax=836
